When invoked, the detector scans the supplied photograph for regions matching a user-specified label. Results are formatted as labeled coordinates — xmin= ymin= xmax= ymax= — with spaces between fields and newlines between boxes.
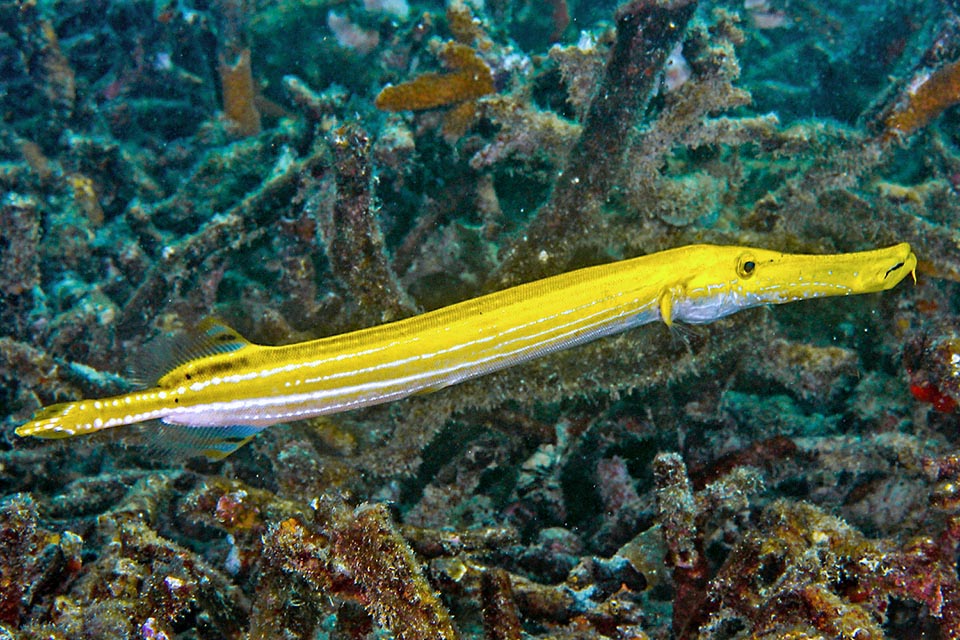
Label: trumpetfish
xmin=16 ymin=243 xmax=917 ymax=458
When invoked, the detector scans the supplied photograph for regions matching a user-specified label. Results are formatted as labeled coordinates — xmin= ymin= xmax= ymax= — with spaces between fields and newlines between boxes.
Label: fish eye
xmin=737 ymin=255 xmax=756 ymax=278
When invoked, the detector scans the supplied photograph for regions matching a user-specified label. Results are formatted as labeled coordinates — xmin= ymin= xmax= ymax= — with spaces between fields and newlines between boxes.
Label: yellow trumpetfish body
xmin=16 ymin=243 xmax=916 ymax=458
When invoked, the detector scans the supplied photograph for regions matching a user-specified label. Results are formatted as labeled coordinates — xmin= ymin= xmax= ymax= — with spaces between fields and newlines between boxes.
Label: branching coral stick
xmin=654 ymin=452 xmax=709 ymax=637
xmin=323 ymin=123 xmax=417 ymax=323
xmin=495 ymin=0 xmax=697 ymax=277
xmin=871 ymin=16 xmax=960 ymax=140
xmin=264 ymin=501 xmax=459 ymax=640
xmin=705 ymin=500 xmax=960 ymax=638
xmin=220 ymin=48 xmax=261 ymax=137
xmin=882 ymin=58 xmax=960 ymax=138
xmin=116 ymin=132 xmax=323 ymax=338
xmin=480 ymin=569 xmax=524 ymax=639
xmin=374 ymin=42 xmax=493 ymax=112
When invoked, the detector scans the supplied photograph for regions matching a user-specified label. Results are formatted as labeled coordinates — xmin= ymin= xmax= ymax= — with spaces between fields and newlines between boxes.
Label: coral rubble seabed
xmin=2 ymin=0 xmax=960 ymax=637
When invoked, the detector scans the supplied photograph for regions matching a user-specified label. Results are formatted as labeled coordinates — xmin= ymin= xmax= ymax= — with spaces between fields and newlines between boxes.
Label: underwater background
xmin=2 ymin=0 xmax=960 ymax=637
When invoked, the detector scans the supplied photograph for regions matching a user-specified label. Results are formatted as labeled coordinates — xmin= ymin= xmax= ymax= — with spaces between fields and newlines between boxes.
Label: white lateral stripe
xmin=165 ymin=304 xmax=656 ymax=426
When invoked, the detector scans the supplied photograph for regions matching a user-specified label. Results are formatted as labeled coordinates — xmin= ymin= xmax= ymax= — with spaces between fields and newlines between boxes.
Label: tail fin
xmin=15 ymin=402 xmax=83 ymax=438
xmin=18 ymin=402 xmax=267 ymax=460
xmin=16 ymin=318 xmax=266 ymax=459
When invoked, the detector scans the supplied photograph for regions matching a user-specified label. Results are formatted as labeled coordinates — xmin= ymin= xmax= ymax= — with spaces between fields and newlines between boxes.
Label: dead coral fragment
xmin=883 ymin=58 xmax=960 ymax=138
xmin=470 ymin=96 xmax=581 ymax=169
xmin=38 ymin=20 xmax=76 ymax=115
xmin=493 ymin=0 xmax=697 ymax=280
xmin=220 ymin=48 xmax=262 ymax=137
xmin=264 ymin=500 xmax=458 ymax=640
xmin=324 ymin=123 xmax=417 ymax=324
xmin=904 ymin=330 xmax=960 ymax=414
xmin=0 ymin=494 xmax=82 ymax=627
xmin=0 ymin=193 xmax=41 ymax=296
xmin=924 ymin=454 xmax=960 ymax=510
xmin=66 ymin=172 xmax=105 ymax=226
xmin=548 ymin=36 xmax=608 ymax=121
xmin=479 ymin=569 xmax=524 ymax=640
xmin=330 ymin=502 xmax=458 ymax=639
xmin=653 ymin=452 xmax=709 ymax=637
xmin=652 ymin=452 xmax=765 ymax=637
xmin=704 ymin=500 xmax=960 ymax=639
xmin=751 ymin=338 xmax=860 ymax=406
xmin=375 ymin=41 xmax=493 ymax=113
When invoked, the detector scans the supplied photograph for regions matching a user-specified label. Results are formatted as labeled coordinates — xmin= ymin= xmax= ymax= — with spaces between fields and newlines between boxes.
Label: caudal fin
xmin=16 ymin=402 xmax=87 ymax=439
xmin=16 ymin=318 xmax=266 ymax=458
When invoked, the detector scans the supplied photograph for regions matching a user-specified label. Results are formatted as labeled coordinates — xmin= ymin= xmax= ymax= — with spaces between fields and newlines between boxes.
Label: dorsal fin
xmin=176 ymin=318 xmax=253 ymax=360
xmin=133 ymin=318 xmax=254 ymax=386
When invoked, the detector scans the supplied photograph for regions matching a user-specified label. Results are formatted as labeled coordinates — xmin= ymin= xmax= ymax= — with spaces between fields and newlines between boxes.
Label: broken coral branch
xmin=868 ymin=13 xmax=960 ymax=140
xmin=220 ymin=48 xmax=262 ymax=137
xmin=653 ymin=452 xmax=710 ymax=638
xmin=116 ymin=125 xmax=320 ymax=338
xmin=322 ymin=123 xmax=417 ymax=324
xmin=375 ymin=42 xmax=493 ymax=110
xmin=882 ymin=58 xmax=960 ymax=138
xmin=494 ymin=0 xmax=698 ymax=281
xmin=703 ymin=500 xmax=960 ymax=639
xmin=264 ymin=498 xmax=459 ymax=640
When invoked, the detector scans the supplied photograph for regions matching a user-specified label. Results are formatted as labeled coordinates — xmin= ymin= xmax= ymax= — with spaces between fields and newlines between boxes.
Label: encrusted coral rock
xmin=751 ymin=337 xmax=860 ymax=406
xmin=220 ymin=48 xmax=262 ymax=137
xmin=0 ymin=494 xmax=82 ymax=627
xmin=883 ymin=58 xmax=960 ymax=138
xmin=905 ymin=329 xmax=960 ymax=414
xmin=0 ymin=193 xmax=40 ymax=297
xmin=375 ymin=42 xmax=493 ymax=112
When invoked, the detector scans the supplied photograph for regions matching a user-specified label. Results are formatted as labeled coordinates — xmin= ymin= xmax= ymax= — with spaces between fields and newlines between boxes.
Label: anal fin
xmin=150 ymin=423 xmax=268 ymax=460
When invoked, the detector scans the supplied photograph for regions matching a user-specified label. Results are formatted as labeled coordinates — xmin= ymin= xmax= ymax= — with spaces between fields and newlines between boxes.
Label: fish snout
xmin=877 ymin=244 xmax=917 ymax=289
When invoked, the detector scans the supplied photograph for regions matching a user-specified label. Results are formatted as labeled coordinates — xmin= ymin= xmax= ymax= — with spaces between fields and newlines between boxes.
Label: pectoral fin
xmin=659 ymin=289 xmax=674 ymax=328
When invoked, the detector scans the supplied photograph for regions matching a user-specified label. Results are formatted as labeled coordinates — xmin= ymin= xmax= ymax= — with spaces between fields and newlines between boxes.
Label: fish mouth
xmin=883 ymin=246 xmax=918 ymax=285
